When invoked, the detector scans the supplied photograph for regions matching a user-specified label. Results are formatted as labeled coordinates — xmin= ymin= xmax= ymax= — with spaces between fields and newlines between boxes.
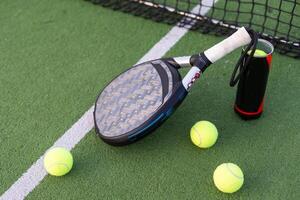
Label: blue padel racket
xmin=94 ymin=27 xmax=252 ymax=145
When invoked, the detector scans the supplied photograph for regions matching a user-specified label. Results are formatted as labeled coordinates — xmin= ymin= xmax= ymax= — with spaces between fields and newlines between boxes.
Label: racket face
xmin=94 ymin=59 xmax=187 ymax=145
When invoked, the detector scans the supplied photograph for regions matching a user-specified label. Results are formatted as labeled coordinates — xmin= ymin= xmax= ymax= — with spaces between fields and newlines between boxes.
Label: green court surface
xmin=1 ymin=0 xmax=299 ymax=199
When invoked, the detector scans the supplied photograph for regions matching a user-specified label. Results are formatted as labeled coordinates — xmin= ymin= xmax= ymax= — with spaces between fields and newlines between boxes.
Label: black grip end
xmin=190 ymin=53 xmax=212 ymax=72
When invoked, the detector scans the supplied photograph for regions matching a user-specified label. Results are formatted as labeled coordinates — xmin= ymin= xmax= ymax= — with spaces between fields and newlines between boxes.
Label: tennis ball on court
xmin=213 ymin=163 xmax=244 ymax=193
xmin=190 ymin=121 xmax=218 ymax=148
xmin=44 ymin=147 xmax=73 ymax=176
xmin=247 ymin=49 xmax=267 ymax=57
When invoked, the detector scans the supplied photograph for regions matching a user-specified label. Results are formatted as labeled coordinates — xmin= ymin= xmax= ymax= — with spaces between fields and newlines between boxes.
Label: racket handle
xmin=204 ymin=27 xmax=251 ymax=63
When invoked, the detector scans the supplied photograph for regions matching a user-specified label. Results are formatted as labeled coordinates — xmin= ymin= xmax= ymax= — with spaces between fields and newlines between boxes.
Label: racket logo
xmin=187 ymin=72 xmax=201 ymax=90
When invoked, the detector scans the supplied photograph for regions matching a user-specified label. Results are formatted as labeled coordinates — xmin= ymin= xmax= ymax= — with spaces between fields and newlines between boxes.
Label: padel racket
xmin=94 ymin=27 xmax=253 ymax=145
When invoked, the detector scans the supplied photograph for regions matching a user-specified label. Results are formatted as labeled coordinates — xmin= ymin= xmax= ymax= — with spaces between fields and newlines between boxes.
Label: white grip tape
xmin=204 ymin=27 xmax=251 ymax=63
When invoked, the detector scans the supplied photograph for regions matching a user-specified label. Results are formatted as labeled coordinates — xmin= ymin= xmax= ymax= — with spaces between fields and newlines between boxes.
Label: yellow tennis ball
xmin=190 ymin=121 xmax=218 ymax=148
xmin=213 ymin=163 xmax=244 ymax=193
xmin=43 ymin=147 xmax=73 ymax=176
xmin=247 ymin=49 xmax=267 ymax=57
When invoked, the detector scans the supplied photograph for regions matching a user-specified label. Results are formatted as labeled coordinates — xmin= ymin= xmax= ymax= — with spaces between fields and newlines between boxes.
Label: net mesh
xmin=89 ymin=0 xmax=300 ymax=58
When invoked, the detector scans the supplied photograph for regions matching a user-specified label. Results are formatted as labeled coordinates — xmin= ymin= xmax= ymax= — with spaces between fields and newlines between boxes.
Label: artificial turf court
xmin=0 ymin=0 xmax=299 ymax=199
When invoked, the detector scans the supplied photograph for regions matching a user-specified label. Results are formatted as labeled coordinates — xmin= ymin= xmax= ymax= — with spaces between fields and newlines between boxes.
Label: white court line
xmin=0 ymin=1 xmax=216 ymax=199
xmin=0 ymin=107 xmax=95 ymax=200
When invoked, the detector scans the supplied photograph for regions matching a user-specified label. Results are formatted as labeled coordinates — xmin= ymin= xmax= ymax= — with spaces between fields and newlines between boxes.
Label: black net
xmin=89 ymin=0 xmax=300 ymax=58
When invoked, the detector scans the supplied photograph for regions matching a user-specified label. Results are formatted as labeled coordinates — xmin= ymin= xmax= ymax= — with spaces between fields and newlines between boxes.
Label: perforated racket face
xmin=94 ymin=60 xmax=176 ymax=138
